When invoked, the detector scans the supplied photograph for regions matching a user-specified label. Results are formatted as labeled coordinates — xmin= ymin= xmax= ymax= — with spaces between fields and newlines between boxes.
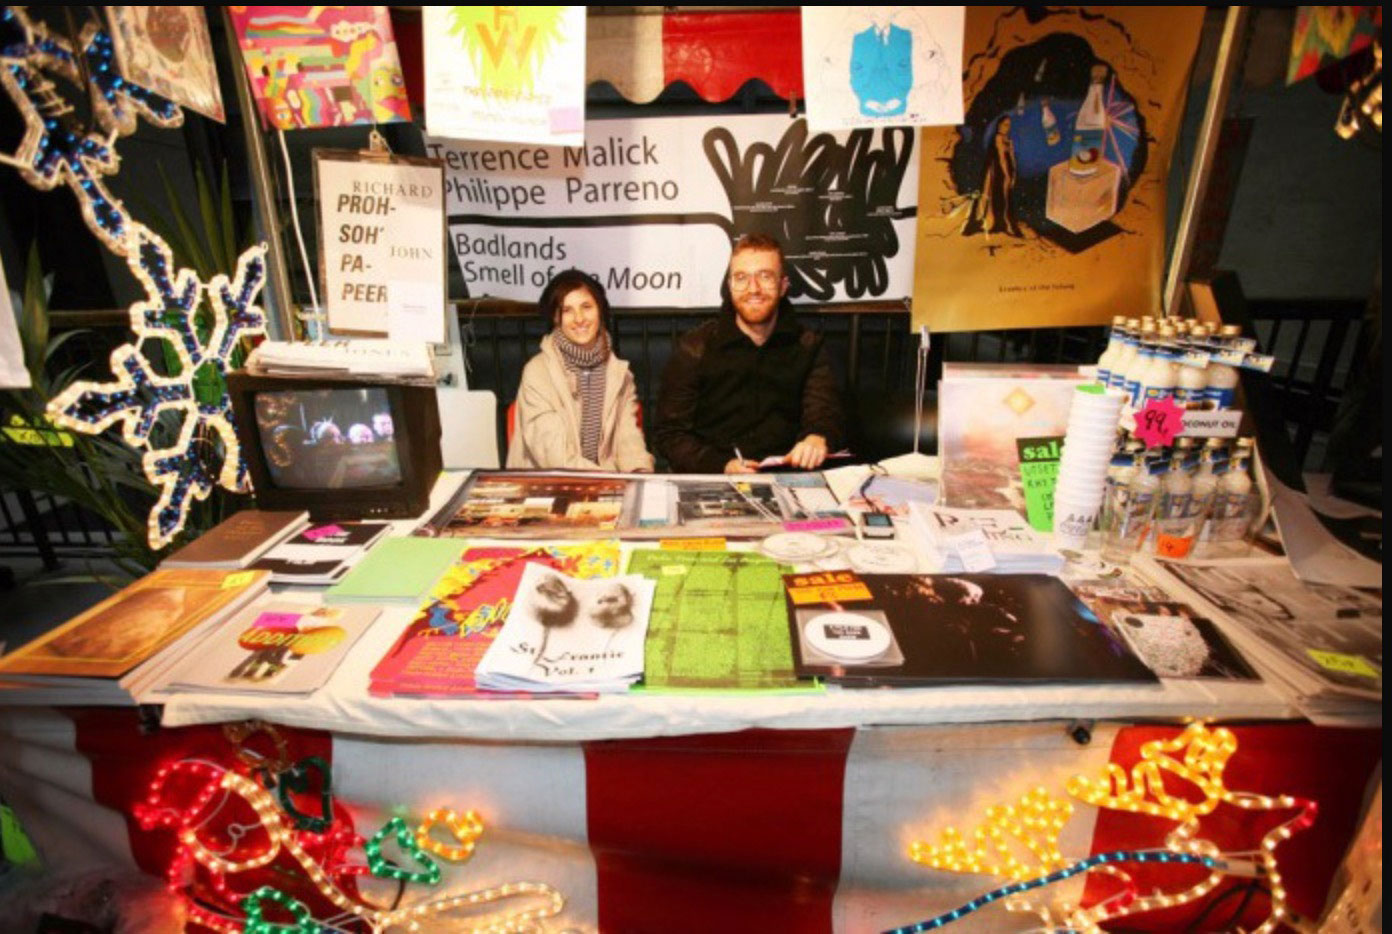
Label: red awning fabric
xmin=659 ymin=11 xmax=803 ymax=102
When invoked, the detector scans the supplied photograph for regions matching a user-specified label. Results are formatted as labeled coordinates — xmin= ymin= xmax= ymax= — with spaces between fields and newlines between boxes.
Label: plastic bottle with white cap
xmin=1095 ymin=315 xmax=1127 ymax=388
xmin=1206 ymin=324 xmax=1244 ymax=410
xmin=1209 ymin=437 xmax=1255 ymax=543
xmin=1174 ymin=323 xmax=1211 ymax=409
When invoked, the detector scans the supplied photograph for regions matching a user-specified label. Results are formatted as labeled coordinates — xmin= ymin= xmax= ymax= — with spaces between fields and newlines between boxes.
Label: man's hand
xmin=724 ymin=457 xmax=758 ymax=474
xmin=785 ymin=434 xmax=828 ymax=470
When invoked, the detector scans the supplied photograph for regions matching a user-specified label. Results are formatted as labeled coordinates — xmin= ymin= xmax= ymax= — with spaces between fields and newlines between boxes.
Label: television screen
xmin=252 ymin=388 xmax=402 ymax=490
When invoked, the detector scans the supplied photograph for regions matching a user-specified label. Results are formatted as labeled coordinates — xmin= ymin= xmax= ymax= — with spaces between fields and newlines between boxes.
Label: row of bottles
xmin=1100 ymin=436 xmax=1256 ymax=561
xmin=1094 ymin=315 xmax=1243 ymax=411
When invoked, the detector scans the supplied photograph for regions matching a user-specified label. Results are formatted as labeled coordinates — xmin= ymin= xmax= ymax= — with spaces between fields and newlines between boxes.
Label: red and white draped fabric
xmin=392 ymin=9 xmax=803 ymax=106
xmin=0 ymin=709 xmax=1379 ymax=932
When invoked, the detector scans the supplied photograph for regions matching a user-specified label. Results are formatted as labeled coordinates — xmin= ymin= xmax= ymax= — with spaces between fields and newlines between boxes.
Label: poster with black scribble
xmin=802 ymin=7 xmax=965 ymax=132
xmin=784 ymin=572 xmax=1158 ymax=686
xmin=426 ymin=114 xmax=918 ymax=307
xmin=912 ymin=7 xmax=1204 ymax=332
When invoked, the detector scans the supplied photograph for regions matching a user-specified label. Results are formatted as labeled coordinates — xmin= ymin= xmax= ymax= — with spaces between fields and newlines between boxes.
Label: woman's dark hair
xmin=538 ymin=268 xmax=611 ymax=330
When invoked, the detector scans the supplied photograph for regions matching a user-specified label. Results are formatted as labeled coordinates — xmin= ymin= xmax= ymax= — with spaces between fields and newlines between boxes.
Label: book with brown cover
xmin=161 ymin=510 xmax=309 ymax=569
xmin=0 ymin=568 xmax=270 ymax=679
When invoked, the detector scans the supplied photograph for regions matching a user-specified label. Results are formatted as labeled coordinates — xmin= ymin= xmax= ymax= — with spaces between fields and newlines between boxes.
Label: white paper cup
xmin=1054 ymin=490 xmax=1105 ymax=510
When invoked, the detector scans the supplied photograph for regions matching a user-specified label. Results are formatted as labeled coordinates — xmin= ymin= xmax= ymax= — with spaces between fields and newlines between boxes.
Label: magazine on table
xmin=626 ymin=549 xmax=809 ymax=692
xmin=1065 ymin=573 xmax=1259 ymax=681
xmin=145 ymin=600 xmax=379 ymax=698
xmin=423 ymin=470 xmax=847 ymax=540
xmin=250 ymin=521 xmax=391 ymax=585
xmin=474 ymin=563 xmax=655 ymax=693
xmin=782 ymin=571 xmax=1157 ymax=687
xmin=369 ymin=542 xmax=622 ymax=698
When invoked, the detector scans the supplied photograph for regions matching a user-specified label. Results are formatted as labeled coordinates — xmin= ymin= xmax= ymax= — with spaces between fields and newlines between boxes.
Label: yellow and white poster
xmin=912 ymin=7 xmax=1204 ymax=332
xmin=424 ymin=6 xmax=587 ymax=146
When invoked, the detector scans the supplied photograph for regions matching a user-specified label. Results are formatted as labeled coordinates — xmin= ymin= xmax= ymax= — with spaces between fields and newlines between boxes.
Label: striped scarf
xmin=552 ymin=330 xmax=609 ymax=464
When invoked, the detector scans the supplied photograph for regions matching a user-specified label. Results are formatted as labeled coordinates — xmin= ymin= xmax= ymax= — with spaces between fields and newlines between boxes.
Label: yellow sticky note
xmin=659 ymin=538 xmax=727 ymax=551
xmin=661 ymin=565 xmax=689 ymax=576
xmin=1306 ymin=649 xmax=1380 ymax=679
xmin=787 ymin=581 xmax=874 ymax=606
xmin=222 ymin=571 xmax=256 ymax=590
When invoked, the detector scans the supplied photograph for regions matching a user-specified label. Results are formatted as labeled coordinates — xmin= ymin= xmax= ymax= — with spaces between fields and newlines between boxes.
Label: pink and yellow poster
xmin=228 ymin=6 xmax=411 ymax=129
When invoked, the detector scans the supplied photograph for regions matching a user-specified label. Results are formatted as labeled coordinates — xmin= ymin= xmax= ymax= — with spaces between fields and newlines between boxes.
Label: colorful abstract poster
xmin=228 ymin=6 xmax=411 ymax=130
xmin=423 ymin=6 xmax=587 ymax=146
xmin=802 ymin=6 xmax=965 ymax=132
xmin=911 ymin=7 xmax=1204 ymax=333
xmin=427 ymin=114 xmax=919 ymax=307
xmin=106 ymin=7 xmax=226 ymax=122
xmin=1288 ymin=6 xmax=1382 ymax=84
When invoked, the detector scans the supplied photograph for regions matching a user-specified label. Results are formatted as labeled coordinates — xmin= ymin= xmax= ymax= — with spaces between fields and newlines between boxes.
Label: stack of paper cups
xmin=1053 ymin=385 xmax=1126 ymax=549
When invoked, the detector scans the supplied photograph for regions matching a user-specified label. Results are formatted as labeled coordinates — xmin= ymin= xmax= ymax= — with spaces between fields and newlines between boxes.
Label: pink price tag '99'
xmin=1133 ymin=397 xmax=1186 ymax=448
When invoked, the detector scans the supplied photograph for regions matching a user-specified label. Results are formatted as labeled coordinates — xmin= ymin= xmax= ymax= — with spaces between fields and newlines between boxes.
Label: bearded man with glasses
xmin=654 ymin=234 xmax=845 ymax=474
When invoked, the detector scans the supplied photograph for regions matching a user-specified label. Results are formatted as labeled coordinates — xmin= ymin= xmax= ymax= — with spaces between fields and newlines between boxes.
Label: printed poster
xmin=314 ymin=151 xmax=446 ymax=340
xmin=424 ymin=6 xmax=587 ymax=146
xmin=1287 ymin=6 xmax=1382 ymax=84
xmin=106 ymin=6 xmax=226 ymax=122
xmin=427 ymin=114 xmax=919 ymax=307
xmin=802 ymin=6 xmax=965 ymax=132
xmin=911 ymin=7 xmax=1204 ymax=332
xmin=228 ymin=6 xmax=411 ymax=129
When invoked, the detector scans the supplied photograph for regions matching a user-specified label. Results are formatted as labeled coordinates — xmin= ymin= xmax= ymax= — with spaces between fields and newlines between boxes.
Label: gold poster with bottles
xmin=912 ymin=6 xmax=1205 ymax=332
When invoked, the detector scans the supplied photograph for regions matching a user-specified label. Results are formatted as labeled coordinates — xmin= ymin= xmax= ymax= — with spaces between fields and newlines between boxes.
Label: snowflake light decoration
xmin=48 ymin=226 xmax=268 ymax=548
xmin=0 ymin=6 xmax=273 ymax=550
xmin=0 ymin=6 xmax=182 ymax=254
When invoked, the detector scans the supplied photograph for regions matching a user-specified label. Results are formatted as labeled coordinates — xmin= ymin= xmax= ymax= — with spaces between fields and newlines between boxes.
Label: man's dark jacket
xmin=654 ymin=298 xmax=845 ymax=473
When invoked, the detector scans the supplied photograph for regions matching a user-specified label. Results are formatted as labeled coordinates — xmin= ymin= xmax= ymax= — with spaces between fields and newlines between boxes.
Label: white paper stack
xmin=474 ymin=563 xmax=654 ymax=694
xmin=1146 ymin=556 xmax=1381 ymax=726
xmin=247 ymin=339 xmax=435 ymax=380
xmin=907 ymin=502 xmax=1064 ymax=575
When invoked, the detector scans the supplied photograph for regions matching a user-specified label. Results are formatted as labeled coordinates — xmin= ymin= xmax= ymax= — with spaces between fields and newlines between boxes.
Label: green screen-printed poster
xmin=626 ymin=550 xmax=811 ymax=692
xmin=1016 ymin=436 xmax=1063 ymax=532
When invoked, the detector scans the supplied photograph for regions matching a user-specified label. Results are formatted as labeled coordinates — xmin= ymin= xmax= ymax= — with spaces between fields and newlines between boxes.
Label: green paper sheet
xmin=626 ymin=550 xmax=813 ymax=692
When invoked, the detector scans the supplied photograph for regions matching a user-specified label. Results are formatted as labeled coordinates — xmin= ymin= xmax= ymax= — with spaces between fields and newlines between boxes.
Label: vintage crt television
xmin=227 ymin=371 xmax=442 ymax=521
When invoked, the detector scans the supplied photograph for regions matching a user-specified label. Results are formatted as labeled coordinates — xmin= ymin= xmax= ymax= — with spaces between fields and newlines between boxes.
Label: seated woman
xmin=506 ymin=269 xmax=654 ymax=472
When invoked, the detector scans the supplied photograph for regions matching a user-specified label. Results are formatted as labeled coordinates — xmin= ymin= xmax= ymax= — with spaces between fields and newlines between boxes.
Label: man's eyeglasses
xmin=729 ymin=270 xmax=781 ymax=290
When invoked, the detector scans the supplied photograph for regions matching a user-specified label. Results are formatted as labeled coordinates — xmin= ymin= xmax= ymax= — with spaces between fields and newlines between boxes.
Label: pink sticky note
xmin=253 ymin=612 xmax=303 ymax=631
xmin=303 ymin=524 xmax=347 ymax=542
xmin=1133 ymin=397 xmax=1186 ymax=448
xmin=783 ymin=518 xmax=852 ymax=533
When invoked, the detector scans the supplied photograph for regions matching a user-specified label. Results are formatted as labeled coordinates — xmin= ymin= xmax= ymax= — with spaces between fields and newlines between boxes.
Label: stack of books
xmin=161 ymin=510 xmax=309 ymax=569
xmin=906 ymin=503 xmax=1064 ymax=575
xmin=0 ymin=569 xmax=271 ymax=705
xmin=250 ymin=521 xmax=391 ymax=585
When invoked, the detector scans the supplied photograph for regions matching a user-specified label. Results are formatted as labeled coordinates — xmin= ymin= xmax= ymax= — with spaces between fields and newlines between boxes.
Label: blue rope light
xmin=882 ymin=849 xmax=1223 ymax=934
